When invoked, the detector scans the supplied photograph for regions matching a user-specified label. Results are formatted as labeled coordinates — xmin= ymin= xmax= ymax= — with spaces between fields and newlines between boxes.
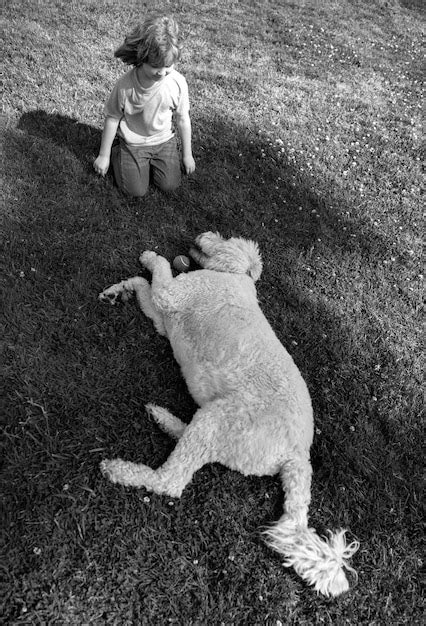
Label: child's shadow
xmin=17 ymin=110 xmax=101 ymax=169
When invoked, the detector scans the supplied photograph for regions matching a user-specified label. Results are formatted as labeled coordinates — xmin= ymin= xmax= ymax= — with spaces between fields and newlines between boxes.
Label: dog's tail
xmin=264 ymin=519 xmax=359 ymax=597
xmin=263 ymin=457 xmax=359 ymax=596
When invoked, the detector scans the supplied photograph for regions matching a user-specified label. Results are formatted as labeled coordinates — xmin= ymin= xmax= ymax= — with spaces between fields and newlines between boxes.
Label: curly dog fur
xmin=99 ymin=231 xmax=359 ymax=596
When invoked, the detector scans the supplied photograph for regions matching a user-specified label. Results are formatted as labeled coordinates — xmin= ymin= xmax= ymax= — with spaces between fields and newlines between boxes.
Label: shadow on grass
xmin=2 ymin=111 xmax=421 ymax=612
xmin=17 ymin=110 xmax=101 ymax=169
xmin=16 ymin=108 xmax=394 ymax=261
xmin=5 ymin=109 xmax=419 ymax=478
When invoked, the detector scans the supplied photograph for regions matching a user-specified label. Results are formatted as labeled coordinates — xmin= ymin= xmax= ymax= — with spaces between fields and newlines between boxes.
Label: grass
xmin=1 ymin=0 xmax=423 ymax=623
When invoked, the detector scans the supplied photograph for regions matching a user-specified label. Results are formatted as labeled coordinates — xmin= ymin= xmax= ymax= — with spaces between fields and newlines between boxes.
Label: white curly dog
xmin=99 ymin=232 xmax=359 ymax=597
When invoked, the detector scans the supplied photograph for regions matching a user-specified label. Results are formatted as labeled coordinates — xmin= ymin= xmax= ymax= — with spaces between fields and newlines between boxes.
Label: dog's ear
xmin=236 ymin=238 xmax=262 ymax=282
xmin=189 ymin=232 xmax=225 ymax=269
xmin=194 ymin=232 xmax=224 ymax=256
xmin=189 ymin=245 xmax=209 ymax=268
xmin=190 ymin=234 xmax=263 ymax=281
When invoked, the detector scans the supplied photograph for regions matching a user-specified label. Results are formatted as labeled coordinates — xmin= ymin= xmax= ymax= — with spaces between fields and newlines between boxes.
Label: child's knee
xmin=112 ymin=144 xmax=150 ymax=197
xmin=120 ymin=175 xmax=149 ymax=197
xmin=125 ymin=186 xmax=149 ymax=198
xmin=156 ymin=179 xmax=180 ymax=193
xmin=154 ymin=168 xmax=181 ymax=193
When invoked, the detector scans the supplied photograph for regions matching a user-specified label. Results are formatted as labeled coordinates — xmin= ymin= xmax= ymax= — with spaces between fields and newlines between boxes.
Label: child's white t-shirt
xmin=104 ymin=68 xmax=190 ymax=147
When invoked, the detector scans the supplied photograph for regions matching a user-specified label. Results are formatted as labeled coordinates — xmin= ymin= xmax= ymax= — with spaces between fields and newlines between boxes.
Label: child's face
xmin=141 ymin=63 xmax=175 ymax=82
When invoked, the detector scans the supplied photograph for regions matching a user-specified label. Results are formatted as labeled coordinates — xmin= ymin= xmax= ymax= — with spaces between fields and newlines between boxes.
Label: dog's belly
xmin=218 ymin=398 xmax=313 ymax=475
xmin=163 ymin=292 xmax=313 ymax=452
xmin=179 ymin=359 xmax=239 ymax=405
xmin=167 ymin=325 xmax=314 ymax=455
xmin=165 ymin=303 xmax=266 ymax=402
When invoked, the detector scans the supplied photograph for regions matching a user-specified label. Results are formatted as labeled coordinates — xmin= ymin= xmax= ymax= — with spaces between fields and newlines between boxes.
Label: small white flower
xmin=143 ymin=496 xmax=150 ymax=503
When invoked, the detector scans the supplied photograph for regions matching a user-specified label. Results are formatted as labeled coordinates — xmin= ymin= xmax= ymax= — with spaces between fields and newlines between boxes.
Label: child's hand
xmin=183 ymin=155 xmax=196 ymax=175
xmin=94 ymin=155 xmax=110 ymax=177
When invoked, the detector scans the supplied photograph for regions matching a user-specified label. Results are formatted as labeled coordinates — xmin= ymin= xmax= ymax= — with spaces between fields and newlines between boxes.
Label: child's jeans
xmin=111 ymin=136 xmax=181 ymax=197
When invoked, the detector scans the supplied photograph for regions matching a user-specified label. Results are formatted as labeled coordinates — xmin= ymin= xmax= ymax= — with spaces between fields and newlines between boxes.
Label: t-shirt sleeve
xmin=103 ymin=80 xmax=125 ymax=119
xmin=175 ymin=75 xmax=190 ymax=116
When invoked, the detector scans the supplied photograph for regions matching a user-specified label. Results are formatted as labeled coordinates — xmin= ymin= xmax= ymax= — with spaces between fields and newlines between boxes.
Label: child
xmin=94 ymin=15 xmax=195 ymax=197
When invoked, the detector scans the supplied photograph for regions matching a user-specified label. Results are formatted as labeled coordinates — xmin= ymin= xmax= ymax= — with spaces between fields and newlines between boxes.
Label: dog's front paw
xmin=99 ymin=286 xmax=120 ymax=305
xmin=100 ymin=458 xmax=128 ymax=483
xmin=99 ymin=283 xmax=132 ymax=305
xmin=139 ymin=251 xmax=157 ymax=271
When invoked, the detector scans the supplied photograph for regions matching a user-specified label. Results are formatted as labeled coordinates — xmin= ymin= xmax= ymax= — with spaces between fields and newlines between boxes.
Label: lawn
xmin=1 ymin=0 xmax=423 ymax=623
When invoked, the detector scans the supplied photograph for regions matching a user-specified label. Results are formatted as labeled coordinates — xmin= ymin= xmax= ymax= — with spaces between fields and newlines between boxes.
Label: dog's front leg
xmin=140 ymin=251 xmax=173 ymax=287
xmin=99 ymin=276 xmax=166 ymax=336
xmin=140 ymin=251 xmax=187 ymax=312
xmin=131 ymin=278 xmax=167 ymax=336
xmin=99 ymin=276 xmax=148 ymax=306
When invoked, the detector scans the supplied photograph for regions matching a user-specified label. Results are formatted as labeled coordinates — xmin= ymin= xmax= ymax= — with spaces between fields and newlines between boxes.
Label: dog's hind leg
xmin=145 ymin=404 xmax=187 ymax=440
xmin=264 ymin=454 xmax=359 ymax=597
xmin=101 ymin=400 xmax=224 ymax=497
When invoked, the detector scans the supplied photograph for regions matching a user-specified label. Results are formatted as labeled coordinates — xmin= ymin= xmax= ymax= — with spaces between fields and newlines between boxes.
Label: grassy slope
xmin=1 ymin=0 xmax=423 ymax=623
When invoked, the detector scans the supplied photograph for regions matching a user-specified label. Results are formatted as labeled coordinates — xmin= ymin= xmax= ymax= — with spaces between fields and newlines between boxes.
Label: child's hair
xmin=114 ymin=15 xmax=181 ymax=67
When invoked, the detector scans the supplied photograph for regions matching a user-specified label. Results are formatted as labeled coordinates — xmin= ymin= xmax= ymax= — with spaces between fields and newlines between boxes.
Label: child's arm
xmin=175 ymin=111 xmax=195 ymax=174
xmin=94 ymin=116 xmax=120 ymax=176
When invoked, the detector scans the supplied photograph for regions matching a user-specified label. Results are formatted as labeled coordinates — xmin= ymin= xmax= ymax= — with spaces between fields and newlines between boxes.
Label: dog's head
xmin=189 ymin=232 xmax=263 ymax=282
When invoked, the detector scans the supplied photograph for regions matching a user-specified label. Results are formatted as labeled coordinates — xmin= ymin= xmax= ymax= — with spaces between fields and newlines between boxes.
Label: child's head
xmin=115 ymin=15 xmax=181 ymax=68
